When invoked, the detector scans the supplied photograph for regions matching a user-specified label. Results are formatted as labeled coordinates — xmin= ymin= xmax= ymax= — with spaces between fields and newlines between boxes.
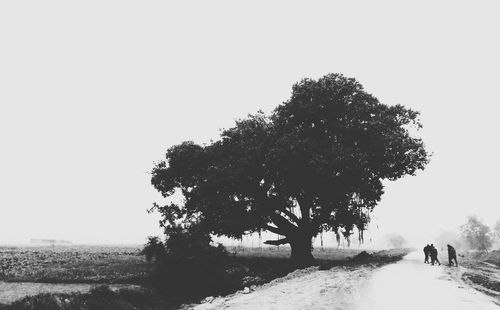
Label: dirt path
xmin=357 ymin=251 xmax=499 ymax=310
xmin=187 ymin=252 xmax=499 ymax=310
xmin=186 ymin=265 xmax=374 ymax=310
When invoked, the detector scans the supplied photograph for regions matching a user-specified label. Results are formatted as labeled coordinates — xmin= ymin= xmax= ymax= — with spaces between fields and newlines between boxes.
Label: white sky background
xmin=0 ymin=1 xmax=499 ymax=246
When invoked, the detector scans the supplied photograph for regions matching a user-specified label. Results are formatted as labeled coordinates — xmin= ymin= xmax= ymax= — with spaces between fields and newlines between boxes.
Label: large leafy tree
xmin=151 ymin=74 xmax=429 ymax=264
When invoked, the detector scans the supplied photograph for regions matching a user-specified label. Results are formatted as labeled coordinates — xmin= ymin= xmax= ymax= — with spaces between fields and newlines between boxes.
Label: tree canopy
xmin=461 ymin=215 xmax=492 ymax=252
xmin=151 ymin=73 xmax=429 ymax=263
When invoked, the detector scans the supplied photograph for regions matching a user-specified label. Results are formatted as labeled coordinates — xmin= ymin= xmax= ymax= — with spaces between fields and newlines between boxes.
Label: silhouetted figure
xmin=447 ymin=244 xmax=458 ymax=266
xmin=430 ymin=244 xmax=441 ymax=265
xmin=423 ymin=244 xmax=430 ymax=263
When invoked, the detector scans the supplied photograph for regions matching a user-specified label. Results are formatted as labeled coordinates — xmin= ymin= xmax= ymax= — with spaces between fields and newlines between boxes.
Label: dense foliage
xmin=140 ymin=237 xmax=166 ymax=262
xmin=151 ymin=73 xmax=429 ymax=263
xmin=141 ymin=228 xmax=231 ymax=299
xmin=461 ymin=216 xmax=492 ymax=252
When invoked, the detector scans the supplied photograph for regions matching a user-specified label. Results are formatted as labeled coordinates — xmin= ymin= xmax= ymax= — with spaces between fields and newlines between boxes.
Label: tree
xmin=493 ymin=220 xmax=500 ymax=240
xmin=387 ymin=233 xmax=406 ymax=248
xmin=150 ymin=73 xmax=429 ymax=265
xmin=460 ymin=216 xmax=492 ymax=252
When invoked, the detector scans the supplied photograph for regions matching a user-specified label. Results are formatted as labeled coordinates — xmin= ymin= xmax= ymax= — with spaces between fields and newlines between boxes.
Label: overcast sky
xmin=1 ymin=1 xmax=499 ymax=246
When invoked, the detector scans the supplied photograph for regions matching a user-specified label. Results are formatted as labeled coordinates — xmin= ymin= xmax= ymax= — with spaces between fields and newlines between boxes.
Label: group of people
xmin=423 ymin=244 xmax=458 ymax=266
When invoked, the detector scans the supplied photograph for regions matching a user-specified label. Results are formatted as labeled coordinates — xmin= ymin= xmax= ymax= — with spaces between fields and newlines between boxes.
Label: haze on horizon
xmin=1 ymin=1 xmax=499 ymax=248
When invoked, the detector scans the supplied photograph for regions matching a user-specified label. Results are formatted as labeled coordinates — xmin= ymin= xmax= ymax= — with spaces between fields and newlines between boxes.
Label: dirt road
xmin=188 ymin=265 xmax=372 ymax=310
xmin=357 ymin=251 xmax=499 ymax=310
xmin=189 ymin=252 xmax=499 ymax=310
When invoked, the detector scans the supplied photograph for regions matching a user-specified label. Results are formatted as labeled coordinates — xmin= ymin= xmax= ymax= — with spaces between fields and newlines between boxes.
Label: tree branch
xmin=269 ymin=212 xmax=298 ymax=235
xmin=279 ymin=208 xmax=300 ymax=224
xmin=265 ymin=225 xmax=282 ymax=235
xmin=264 ymin=238 xmax=290 ymax=246
xmin=296 ymin=196 xmax=311 ymax=222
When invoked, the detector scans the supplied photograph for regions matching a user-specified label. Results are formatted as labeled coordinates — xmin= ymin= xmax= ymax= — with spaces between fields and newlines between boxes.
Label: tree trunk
xmin=290 ymin=235 xmax=314 ymax=267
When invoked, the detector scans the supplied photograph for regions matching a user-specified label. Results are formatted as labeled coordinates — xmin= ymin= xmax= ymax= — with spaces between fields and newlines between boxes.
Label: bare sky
xmin=1 ymin=1 xmax=499 ymax=246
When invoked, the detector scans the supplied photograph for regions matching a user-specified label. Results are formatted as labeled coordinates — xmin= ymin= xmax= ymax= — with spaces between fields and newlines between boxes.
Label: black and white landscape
xmin=1 ymin=1 xmax=499 ymax=309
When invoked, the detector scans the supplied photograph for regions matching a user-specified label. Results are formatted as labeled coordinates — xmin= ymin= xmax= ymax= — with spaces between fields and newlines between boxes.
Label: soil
xmin=185 ymin=251 xmax=500 ymax=310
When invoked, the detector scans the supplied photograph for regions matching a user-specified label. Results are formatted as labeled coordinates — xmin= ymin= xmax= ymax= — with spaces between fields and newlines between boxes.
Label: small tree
xmin=491 ymin=220 xmax=500 ymax=249
xmin=493 ymin=220 xmax=500 ymax=240
xmin=460 ymin=216 xmax=492 ymax=252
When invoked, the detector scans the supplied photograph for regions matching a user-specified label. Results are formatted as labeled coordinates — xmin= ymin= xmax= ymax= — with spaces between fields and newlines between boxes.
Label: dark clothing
xmin=430 ymin=246 xmax=440 ymax=265
xmin=423 ymin=245 xmax=430 ymax=263
xmin=447 ymin=245 xmax=458 ymax=266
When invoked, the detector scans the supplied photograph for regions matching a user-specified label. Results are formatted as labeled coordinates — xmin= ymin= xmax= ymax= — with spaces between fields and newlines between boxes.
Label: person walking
xmin=423 ymin=244 xmax=430 ymax=263
xmin=430 ymin=244 xmax=441 ymax=265
xmin=447 ymin=244 xmax=458 ymax=266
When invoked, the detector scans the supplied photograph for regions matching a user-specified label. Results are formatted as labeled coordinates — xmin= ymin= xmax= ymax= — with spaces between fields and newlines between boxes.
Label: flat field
xmin=0 ymin=245 xmax=399 ymax=284
xmin=0 ymin=246 xmax=149 ymax=284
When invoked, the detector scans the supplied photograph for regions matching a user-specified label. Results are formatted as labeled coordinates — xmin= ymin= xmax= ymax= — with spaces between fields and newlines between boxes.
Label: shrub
xmin=147 ymin=225 xmax=231 ymax=301
xmin=140 ymin=237 xmax=166 ymax=262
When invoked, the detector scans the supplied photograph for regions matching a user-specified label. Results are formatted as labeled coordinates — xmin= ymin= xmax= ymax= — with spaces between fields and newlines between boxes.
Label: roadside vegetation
xmin=0 ymin=241 xmax=410 ymax=310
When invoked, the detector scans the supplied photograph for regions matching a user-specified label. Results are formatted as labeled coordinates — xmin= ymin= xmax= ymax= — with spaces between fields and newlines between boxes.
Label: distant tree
xmin=150 ymin=73 xmax=429 ymax=265
xmin=387 ymin=233 xmax=406 ymax=248
xmin=460 ymin=216 xmax=492 ymax=252
xmin=493 ymin=220 xmax=500 ymax=240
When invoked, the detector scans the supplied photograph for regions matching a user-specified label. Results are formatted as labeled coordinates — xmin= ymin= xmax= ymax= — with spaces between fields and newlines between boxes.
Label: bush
xmin=145 ymin=226 xmax=231 ymax=301
xmin=140 ymin=237 xmax=166 ymax=262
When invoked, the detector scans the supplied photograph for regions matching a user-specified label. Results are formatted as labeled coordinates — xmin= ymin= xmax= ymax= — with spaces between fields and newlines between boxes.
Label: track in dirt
xmin=357 ymin=251 xmax=498 ymax=310
xmin=188 ymin=265 xmax=373 ymax=310
xmin=188 ymin=252 xmax=499 ymax=310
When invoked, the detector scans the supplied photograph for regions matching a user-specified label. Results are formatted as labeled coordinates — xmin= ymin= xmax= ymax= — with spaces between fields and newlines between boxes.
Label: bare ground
xmin=185 ymin=251 xmax=500 ymax=310
xmin=459 ymin=257 xmax=500 ymax=301
xmin=183 ymin=265 xmax=374 ymax=310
